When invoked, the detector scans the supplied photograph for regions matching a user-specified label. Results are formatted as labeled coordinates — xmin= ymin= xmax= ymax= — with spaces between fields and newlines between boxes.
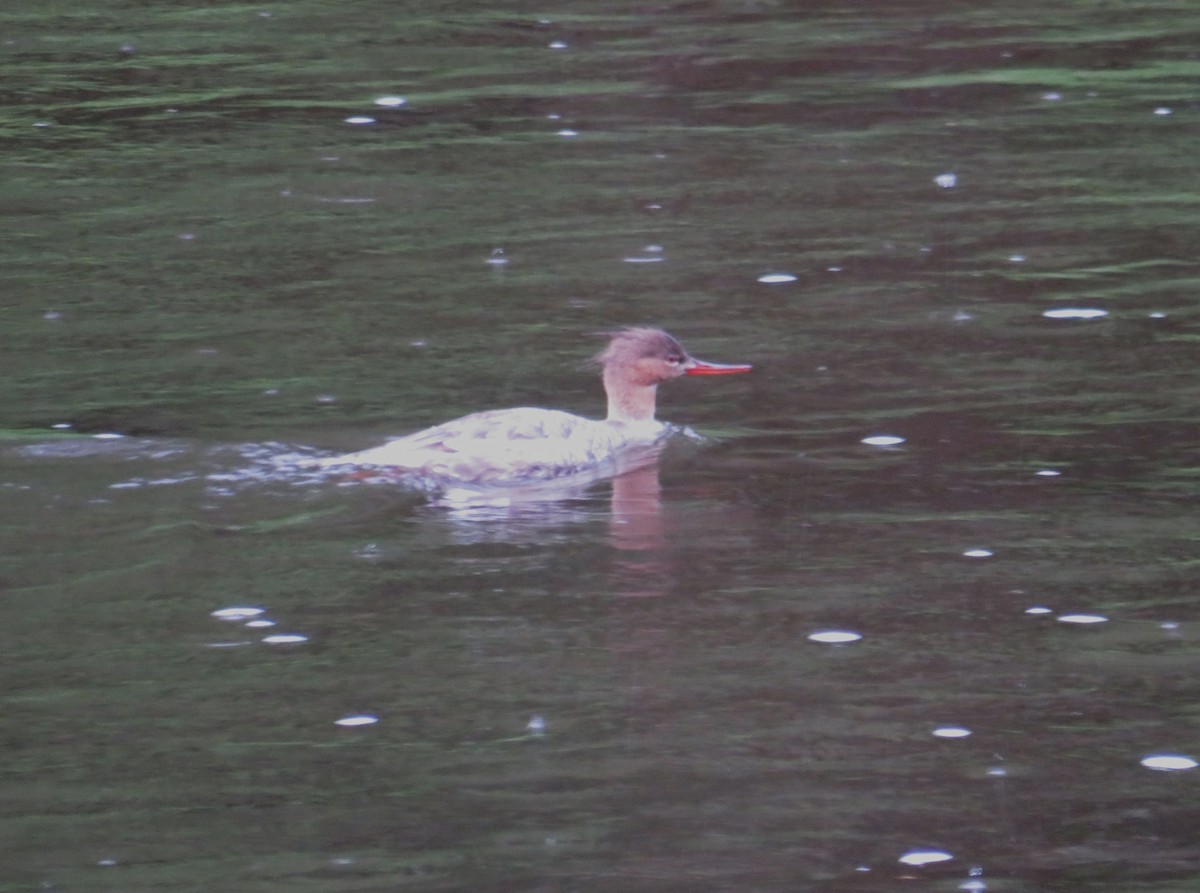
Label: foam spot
xmin=335 ymin=715 xmax=379 ymax=727
xmin=807 ymin=630 xmax=863 ymax=644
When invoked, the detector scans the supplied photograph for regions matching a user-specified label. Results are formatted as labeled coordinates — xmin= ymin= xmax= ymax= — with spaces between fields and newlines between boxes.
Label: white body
xmin=319 ymin=407 xmax=670 ymax=485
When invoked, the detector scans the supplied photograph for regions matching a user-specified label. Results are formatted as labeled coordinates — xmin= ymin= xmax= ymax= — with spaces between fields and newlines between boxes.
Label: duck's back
xmin=321 ymin=407 xmax=667 ymax=485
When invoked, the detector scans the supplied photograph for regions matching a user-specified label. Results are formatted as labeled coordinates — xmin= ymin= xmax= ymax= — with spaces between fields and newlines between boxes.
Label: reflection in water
xmin=407 ymin=441 xmax=680 ymax=598
xmin=609 ymin=463 xmax=674 ymax=598
xmin=610 ymin=463 xmax=665 ymax=552
xmin=432 ymin=440 xmax=669 ymax=511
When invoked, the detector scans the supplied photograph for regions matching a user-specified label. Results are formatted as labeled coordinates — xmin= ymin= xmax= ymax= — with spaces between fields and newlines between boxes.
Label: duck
xmin=317 ymin=327 xmax=751 ymax=488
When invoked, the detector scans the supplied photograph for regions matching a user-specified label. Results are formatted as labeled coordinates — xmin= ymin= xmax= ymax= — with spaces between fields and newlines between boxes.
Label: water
xmin=5 ymin=1 xmax=1200 ymax=890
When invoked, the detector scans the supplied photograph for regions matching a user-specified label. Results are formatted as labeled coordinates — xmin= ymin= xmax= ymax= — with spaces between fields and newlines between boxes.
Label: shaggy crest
xmin=592 ymin=328 xmax=688 ymax=368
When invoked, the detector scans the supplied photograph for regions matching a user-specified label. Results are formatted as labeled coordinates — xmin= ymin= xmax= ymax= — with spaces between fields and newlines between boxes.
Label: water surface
xmin=4 ymin=2 xmax=1200 ymax=890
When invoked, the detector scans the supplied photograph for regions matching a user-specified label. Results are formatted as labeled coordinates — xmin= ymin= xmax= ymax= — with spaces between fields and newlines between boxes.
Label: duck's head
xmin=595 ymin=328 xmax=752 ymax=421
xmin=595 ymin=328 xmax=752 ymax=385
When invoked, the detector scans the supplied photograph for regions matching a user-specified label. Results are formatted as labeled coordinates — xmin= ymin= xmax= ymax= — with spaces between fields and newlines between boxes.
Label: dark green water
xmin=5 ymin=2 xmax=1200 ymax=890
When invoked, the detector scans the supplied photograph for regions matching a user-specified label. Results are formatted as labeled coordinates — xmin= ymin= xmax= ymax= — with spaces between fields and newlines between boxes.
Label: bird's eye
xmin=666 ymin=354 xmax=684 ymax=365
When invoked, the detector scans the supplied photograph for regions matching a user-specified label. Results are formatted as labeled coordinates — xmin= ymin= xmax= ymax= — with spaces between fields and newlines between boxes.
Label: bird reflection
xmin=608 ymin=463 xmax=675 ymax=599
xmin=417 ymin=444 xmax=677 ymax=597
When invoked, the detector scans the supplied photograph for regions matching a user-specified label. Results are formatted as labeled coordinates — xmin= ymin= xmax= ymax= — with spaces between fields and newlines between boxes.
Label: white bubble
xmin=52 ymin=422 xmax=72 ymax=429
xmin=1035 ymin=469 xmax=1062 ymax=477
xmin=986 ymin=766 xmax=1008 ymax=776
xmin=1043 ymin=308 xmax=1108 ymax=319
xmin=211 ymin=606 xmax=265 ymax=620
xmin=1042 ymin=91 xmax=1063 ymax=101
xmin=1057 ymin=613 xmax=1108 ymax=624
xmin=335 ymin=715 xmax=379 ymax=727
xmin=1025 ymin=606 xmax=1053 ymax=615
xmin=963 ymin=549 xmax=993 ymax=558
xmin=933 ymin=726 xmax=972 ymax=738
xmin=344 ymin=116 xmax=376 ymax=125
xmin=807 ymin=630 xmax=863 ymax=644
xmin=486 ymin=248 xmax=508 ymax=265
xmin=556 ymin=129 xmax=579 ymax=138
xmin=1153 ymin=107 xmax=1173 ymax=116
xmin=548 ymin=41 xmax=568 ymax=49
xmin=93 ymin=433 xmax=124 ymax=440
xmin=527 ymin=715 xmax=546 ymax=733
xmin=1140 ymin=754 xmax=1197 ymax=771
xmin=622 ymin=256 xmax=664 ymax=264
xmin=899 ymin=850 xmax=953 ymax=866
xmin=756 ymin=273 xmax=797 ymax=283
xmin=934 ymin=173 xmax=957 ymax=188
xmin=373 ymin=96 xmax=407 ymax=107
xmin=353 ymin=544 xmax=383 ymax=561
xmin=861 ymin=435 xmax=905 ymax=446
xmin=1008 ymin=254 xmax=1027 ymax=263
xmin=244 ymin=619 xmax=276 ymax=628
xmin=262 ymin=633 xmax=309 ymax=644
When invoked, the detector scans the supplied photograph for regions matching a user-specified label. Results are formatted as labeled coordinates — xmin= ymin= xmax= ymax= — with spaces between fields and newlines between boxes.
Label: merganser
xmin=318 ymin=328 xmax=751 ymax=488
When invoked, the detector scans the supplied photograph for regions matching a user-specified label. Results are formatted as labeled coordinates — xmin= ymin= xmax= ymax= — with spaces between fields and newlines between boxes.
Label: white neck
xmin=603 ymin=367 xmax=658 ymax=422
